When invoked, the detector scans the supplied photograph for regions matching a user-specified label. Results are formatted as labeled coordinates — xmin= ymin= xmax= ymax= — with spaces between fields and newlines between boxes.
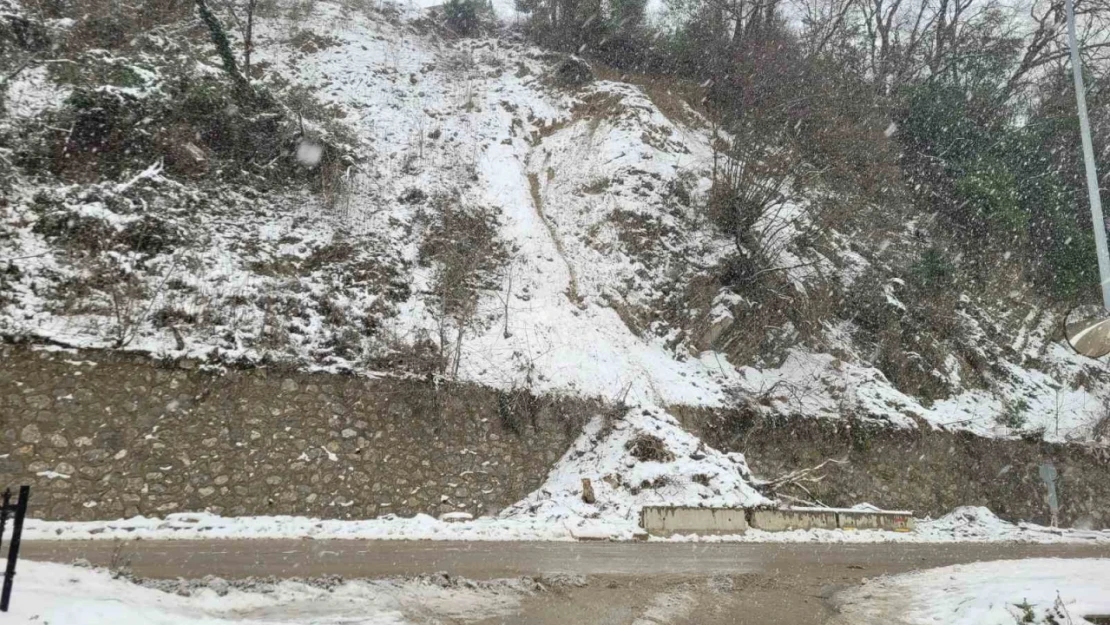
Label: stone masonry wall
xmin=679 ymin=408 xmax=1110 ymax=529
xmin=0 ymin=344 xmax=592 ymax=520
xmin=5 ymin=341 xmax=1110 ymax=528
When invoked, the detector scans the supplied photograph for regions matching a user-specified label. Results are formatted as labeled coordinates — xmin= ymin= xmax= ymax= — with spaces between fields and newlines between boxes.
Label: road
xmin=18 ymin=540 xmax=1110 ymax=624
xmin=18 ymin=539 xmax=1110 ymax=579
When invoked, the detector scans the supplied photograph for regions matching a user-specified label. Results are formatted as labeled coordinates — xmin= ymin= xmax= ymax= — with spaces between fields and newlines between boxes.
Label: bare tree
xmin=1001 ymin=0 xmax=1110 ymax=101
xmin=845 ymin=0 xmax=1110 ymax=100
xmin=794 ymin=0 xmax=857 ymax=58
xmin=699 ymin=0 xmax=783 ymax=45
xmin=859 ymin=0 xmax=936 ymax=93
xmin=706 ymin=128 xmax=799 ymax=278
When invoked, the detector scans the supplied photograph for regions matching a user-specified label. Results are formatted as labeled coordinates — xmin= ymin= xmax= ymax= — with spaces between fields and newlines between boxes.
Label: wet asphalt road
xmin=17 ymin=539 xmax=1110 ymax=579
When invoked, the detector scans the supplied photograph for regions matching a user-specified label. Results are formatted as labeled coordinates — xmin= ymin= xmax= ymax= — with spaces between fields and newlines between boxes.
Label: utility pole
xmin=1067 ymin=0 xmax=1110 ymax=311
xmin=1062 ymin=0 xmax=1110 ymax=358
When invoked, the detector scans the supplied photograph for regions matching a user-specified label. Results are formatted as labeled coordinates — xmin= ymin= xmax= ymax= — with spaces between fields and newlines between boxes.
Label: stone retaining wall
xmin=680 ymin=409 xmax=1110 ymax=529
xmin=5 ymin=342 xmax=1110 ymax=528
xmin=0 ymin=344 xmax=592 ymax=520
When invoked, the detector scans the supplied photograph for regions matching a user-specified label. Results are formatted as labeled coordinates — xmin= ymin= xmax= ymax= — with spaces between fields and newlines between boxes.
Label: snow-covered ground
xmin=833 ymin=558 xmax=1110 ymax=625
xmin=6 ymin=560 xmax=531 ymax=625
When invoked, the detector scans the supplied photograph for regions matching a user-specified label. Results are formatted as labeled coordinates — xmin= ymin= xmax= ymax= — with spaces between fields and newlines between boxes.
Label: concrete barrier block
xmin=749 ymin=508 xmax=839 ymax=531
xmin=639 ymin=506 xmax=749 ymax=536
xmin=837 ymin=510 xmax=915 ymax=531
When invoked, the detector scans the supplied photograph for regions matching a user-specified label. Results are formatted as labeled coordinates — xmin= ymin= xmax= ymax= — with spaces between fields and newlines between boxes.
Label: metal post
xmin=1067 ymin=0 xmax=1110 ymax=311
xmin=0 ymin=489 xmax=9 ymax=559
xmin=0 ymin=486 xmax=29 ymax=612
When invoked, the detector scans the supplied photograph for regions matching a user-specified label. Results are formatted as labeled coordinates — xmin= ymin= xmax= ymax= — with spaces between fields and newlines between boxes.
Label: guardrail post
xmin=0 ymin=485 xmax=30 ymax=612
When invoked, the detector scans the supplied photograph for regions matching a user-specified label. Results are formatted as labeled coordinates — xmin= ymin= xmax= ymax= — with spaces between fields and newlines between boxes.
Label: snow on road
xmin=11 ymin=543 xmax=1109 ymax=625
xmin=833 ymin=558 xmax=1110 ymax=625
xmin=7 ymin=561 xmax=525 ymax=625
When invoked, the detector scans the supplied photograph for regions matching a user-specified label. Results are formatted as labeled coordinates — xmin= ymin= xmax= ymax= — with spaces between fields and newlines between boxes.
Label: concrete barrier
xmin=749 ymin=508 xmax=839 ymax=530
xmin=640 ymin=506 xmax=916 ymax=536
xmin=836 ymin=510 xmax=915 ymax=531
xmin=640 ymin=506 xmax=749 ymax=536
xmin=749 ymin=507 xmax=915 ymax=532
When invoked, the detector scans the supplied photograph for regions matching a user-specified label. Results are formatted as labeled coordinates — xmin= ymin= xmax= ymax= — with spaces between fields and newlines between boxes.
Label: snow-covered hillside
xmin=3 ymin=0 xmax=1110 ymax=441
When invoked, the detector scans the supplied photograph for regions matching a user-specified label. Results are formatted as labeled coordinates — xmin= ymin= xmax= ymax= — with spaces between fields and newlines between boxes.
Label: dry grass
xmin=591 ymin=64 xmax=711 ymax=129
xmin=1094 ymin=407 xmax=1110 ymax=442
xmin=625 ymin=433 xmax=675 ymax=463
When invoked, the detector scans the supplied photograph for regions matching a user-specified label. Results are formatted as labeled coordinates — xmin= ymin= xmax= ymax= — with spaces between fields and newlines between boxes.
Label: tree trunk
xmin=244 ymin=0 xmax=257 ymax=81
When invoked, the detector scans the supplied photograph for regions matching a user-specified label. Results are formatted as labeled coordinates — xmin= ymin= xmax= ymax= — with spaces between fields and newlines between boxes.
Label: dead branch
xmin=758 ymin=456 xmax=848 ymax=495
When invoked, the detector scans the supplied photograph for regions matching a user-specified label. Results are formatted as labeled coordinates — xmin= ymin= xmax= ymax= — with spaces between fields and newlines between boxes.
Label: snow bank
xmin=834 ymin=558 xmax=1110 ymax=625
xmin=7 ymin=560 xmax=526 ymax=625
xmin=917 ymin=506 xmax=1027 ymax=540
xmin=16 ymin=505 xmax=1110 ymax=543
xmin=17 ymin=511 xmax=577 ymax=542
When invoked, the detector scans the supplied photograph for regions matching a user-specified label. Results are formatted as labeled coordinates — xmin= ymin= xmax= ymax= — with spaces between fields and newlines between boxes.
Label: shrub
xmin=625 ymin=433 xmax=675 ymax=462
xmin=997 ymin=399 xmax=1029 ymax=429
xmin=52 ymin=0 xmax=191 ymax=52
xmin=908 ymin=247 xmax=956 ymax=293
xmin=418 ymin=197 xmax=508 ymax=375
xmin=1094 ymin=407 xmax=1110 ymax=442
xmin=1038 ymin=209 xmax=1097 ymax=300
xmin=705 ymin=130 xmax=793 ymax=283
xmin=953 ymin=156 xmax=1026 ymax=239
xmin=17 ymin=58 xmax=352 ymax=194
xmin=0 ymin=12 xmax=51 ymax=58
